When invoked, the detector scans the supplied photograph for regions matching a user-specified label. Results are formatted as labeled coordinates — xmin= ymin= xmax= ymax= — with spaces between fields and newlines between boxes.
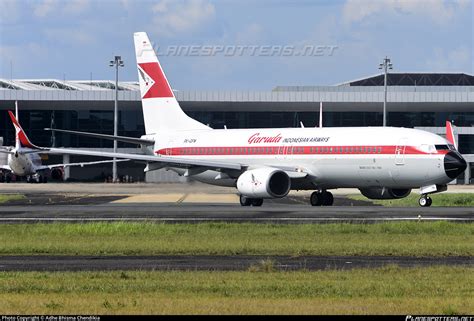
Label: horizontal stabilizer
xmin=44 ymin=128 xmax=155 ymax=145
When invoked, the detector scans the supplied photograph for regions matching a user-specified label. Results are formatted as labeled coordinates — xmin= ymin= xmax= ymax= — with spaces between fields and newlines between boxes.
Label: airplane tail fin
xmin=446 ymin=121 xmax=458 ymax=150
xmin=133 ymin=32 xmax=209 ymax=134
xmin=8 ymin=110 xmax=42 ymax=150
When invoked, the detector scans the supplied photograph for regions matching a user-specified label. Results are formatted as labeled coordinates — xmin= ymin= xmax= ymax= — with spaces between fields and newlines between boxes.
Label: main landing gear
xmin=26 ymin=175 xmax=47 ymax=184
xmin=418 ymin=195 xmax=432 ymax=207
xmin=239 ymin=195 xmax=263 ymax=207
xmin=310 ymin=191 xmax=334 ymax=206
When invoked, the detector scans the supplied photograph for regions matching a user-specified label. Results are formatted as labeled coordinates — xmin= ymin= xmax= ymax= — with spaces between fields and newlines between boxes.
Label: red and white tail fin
xmin=8 ymin=110 xmax=41 ymax=150
xmin=133 ymin=32 xmax=210 ymax=134
xmin=446 ymin=121 xmax=457 ymax=150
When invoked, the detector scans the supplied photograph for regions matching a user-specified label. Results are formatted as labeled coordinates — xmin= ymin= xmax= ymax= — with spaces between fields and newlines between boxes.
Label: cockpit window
xmin=435 ymin=144 xmax=456 ymax=151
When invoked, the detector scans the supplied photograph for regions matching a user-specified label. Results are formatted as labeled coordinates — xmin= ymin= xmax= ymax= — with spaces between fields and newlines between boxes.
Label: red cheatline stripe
xmin=155 ymin=145 xmax=449 ymax=156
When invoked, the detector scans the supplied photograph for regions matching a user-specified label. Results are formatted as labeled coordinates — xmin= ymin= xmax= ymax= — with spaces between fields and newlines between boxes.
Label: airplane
xmin=0 ymin=110 xmax=127 ymax=183
xmin=40 ymin=32 xmax=466 ymax=206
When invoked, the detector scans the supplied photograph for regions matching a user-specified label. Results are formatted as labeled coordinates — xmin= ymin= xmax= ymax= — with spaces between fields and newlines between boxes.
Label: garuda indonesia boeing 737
xmin=35 ymin=32 xmax=468 ymax=207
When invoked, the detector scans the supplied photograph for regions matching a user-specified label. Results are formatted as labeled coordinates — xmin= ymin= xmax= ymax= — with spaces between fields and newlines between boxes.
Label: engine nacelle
xmin=50 ymin=168 xmax=64 ymax=181
xmin=237 ymin=168 xmax=291 ymax=199
xmin=359 ymin=187 xmax=411 ymax=200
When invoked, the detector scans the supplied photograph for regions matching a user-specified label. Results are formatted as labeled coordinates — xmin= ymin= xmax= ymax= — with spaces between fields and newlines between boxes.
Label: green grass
xmin=0 ymin=222 xmax=472 ymax=256
xmin=0 ymin=194 xmax=25 ymax=203
xmin=0 ymin=266 xmax=472 ymax=314
xmin=349 ymin=193 xmax=474 ymax=207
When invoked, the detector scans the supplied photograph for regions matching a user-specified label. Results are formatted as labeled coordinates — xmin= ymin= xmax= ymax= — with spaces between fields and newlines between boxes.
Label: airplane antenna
xmin=300 ymin=121 xmax=305 ymax=128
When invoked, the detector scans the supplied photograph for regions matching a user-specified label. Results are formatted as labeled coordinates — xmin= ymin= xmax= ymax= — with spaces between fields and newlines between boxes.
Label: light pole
xmin=378 ymin=56 xmax=393 ymax=127
xmin=109 ymin=55 xmax=124 ymax=182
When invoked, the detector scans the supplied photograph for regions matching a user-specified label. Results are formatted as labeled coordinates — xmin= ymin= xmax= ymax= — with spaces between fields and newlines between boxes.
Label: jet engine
xmin=50 ymin=168 xmax=64 ymax=181
xmin=359 ymin=187 xmax=411 ymax=200
xmin=237 ymin=167 xmax=291 ymax=198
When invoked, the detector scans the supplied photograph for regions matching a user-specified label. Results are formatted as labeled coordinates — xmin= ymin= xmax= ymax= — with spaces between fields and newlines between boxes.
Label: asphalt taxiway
xmin=0 ymin=203 xmax=473 ymax=223
xmin=0 ymin=255 xmax=471 ymax=272
xmin=0 ymin=183 xmax=472 ymax=223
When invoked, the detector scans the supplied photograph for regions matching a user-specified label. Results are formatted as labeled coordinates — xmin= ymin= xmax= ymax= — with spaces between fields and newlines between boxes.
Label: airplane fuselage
xmin=149 ymin=126 xmax=459 ymax=190
xmin=7 ymin=150 xmax=41 ymax=176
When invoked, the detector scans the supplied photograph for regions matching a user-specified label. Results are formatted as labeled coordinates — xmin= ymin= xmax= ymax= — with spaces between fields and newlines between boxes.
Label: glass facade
xmin=0 ymin=108 xmax=473 ymax=153
xmin=0 ymin=110 xmax=144 ymax=148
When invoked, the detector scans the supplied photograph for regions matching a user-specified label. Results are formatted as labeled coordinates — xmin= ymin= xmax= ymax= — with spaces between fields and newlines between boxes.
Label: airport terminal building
xmin=0 ymin=72 xmax=473 ymax=184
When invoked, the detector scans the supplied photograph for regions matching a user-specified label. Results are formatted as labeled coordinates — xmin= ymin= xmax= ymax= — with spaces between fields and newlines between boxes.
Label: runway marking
xmin=111 ymin=193 xmax=239 ymax=204
xmin=182 ymin=193 xmax=239 ymax=203
xmin=111 ymin=193 xmax=184 ymax=203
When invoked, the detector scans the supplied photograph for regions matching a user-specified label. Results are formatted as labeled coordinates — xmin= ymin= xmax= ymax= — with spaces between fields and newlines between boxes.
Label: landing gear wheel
xmin=251 ymin=198 xmax=263 ymax=207
xmin=419 ymin=195 xmax=432 ymax=207
xmin=322 ymin=191 xmax=334 ymax=206
xmin=310 ymin=192 xmax=323 ymax=206
xmin=426 ymin=197 xmax=432 ymax=206
xmin=239 ymin=195 xmax=252 ymax=206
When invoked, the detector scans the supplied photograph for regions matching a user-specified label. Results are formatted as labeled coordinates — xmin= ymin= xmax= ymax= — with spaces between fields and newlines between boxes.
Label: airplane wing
xmin=44 ymin=147 xmax=314 ymax=179
xmin=35 ymin=159 xmax=132 ymax=171
xmin=44 ymin=128 xmax=155 ymax=146
xmin=45 ymin=147 xmax=244 ymax=171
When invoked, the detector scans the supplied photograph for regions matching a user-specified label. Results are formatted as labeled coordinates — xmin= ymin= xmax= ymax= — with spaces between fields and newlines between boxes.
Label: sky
xmin=0 ymin=0 xmax=472 ymax=90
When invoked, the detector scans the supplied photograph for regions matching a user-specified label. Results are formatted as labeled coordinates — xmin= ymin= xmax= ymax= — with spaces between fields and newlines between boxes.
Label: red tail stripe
xmin=446 ymin=121 xmax=455 ymax=146
xmin=138 ymin=62 xmax=174 ymax=99
xmin=8 ymin=111 xmax=35 ymax=148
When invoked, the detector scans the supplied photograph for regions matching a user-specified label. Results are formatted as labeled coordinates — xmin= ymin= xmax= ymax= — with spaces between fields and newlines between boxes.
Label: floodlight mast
xmin=109 ymin=55 xmax=124 ymax=182
xmin=378 ymin=56 xmax=393 ymax=127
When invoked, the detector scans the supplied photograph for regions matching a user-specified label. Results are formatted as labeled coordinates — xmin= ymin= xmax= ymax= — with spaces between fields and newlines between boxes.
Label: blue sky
xmin=0 ymin=0 xmax=472 ymax=90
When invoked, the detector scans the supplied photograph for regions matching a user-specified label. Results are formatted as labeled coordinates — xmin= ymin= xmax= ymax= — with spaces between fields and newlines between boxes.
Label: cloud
xmin=425 ymin=46 xmax=473 ymax=72
xmin=342 ymin=0 xmax=470 ymax=25
xmin=0 ymin=43 xmax=49 ymax=78
xmin=43 ymin=28 xmax=96 ymax=45
xmin=235 ymin=23 xmax=264 ymax=44
xmin=151 ymin=0 xmax=216 ymax=37
xmin=33 ymin=0 xmax=56 ymax=17
xmin=33 ymin=0 xmax=90 ymax=18
xmin=0 ymin=0 xmax=20 ymax=23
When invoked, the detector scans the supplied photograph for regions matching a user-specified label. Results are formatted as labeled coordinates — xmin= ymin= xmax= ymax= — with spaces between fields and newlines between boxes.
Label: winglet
xmin=8 ymin=110 xmax=41 ymax=149
xmin=446 ymin=120 xmax=457 ymax=150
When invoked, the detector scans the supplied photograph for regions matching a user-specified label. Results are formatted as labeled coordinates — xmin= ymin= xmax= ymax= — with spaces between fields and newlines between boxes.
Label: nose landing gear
xmin=418 ymin=195 xmax=432 ymax=207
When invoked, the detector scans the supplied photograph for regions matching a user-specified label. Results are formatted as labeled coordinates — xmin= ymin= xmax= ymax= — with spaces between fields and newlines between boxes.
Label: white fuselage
xmin=146 ymin=126 xmax=453 ymax=190
xmin=7 ymin=150 xmax=42 ymax=176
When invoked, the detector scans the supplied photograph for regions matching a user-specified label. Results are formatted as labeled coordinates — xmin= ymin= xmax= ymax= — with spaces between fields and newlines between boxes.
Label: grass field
xmin=0 ymin=194 xmax=25 ymax=203
xmin=349 ymin=193 xmax=474 ymax=207
xmin=0 ymin=222 xmax=472 ymax=256
xmin=0 ymin=266 xmax=472 ymax=314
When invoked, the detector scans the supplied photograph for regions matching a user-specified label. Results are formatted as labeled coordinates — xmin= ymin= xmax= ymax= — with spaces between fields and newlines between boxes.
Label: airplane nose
xmin=444 ymin=151 xmax=467 ymax=179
